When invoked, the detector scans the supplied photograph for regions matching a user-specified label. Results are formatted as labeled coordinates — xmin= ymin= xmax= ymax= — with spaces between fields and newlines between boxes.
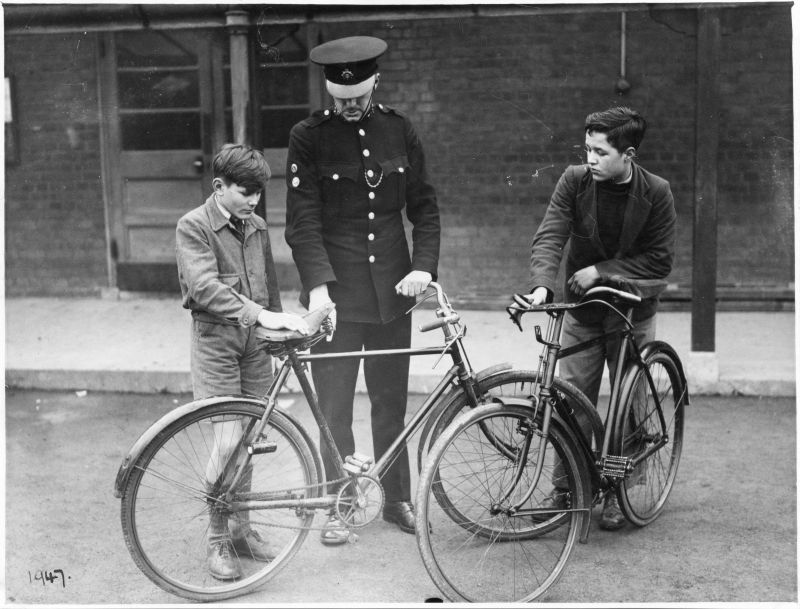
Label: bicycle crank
xmin=334 ymin=474 xmax=385 ymax=528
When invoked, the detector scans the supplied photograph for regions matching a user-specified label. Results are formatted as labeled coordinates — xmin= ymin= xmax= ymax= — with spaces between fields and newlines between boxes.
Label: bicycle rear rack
xmin=599 ymin=455 xmax=633 ymax=479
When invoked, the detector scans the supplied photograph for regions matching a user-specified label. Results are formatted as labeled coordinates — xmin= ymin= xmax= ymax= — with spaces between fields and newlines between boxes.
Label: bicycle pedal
xmin=247 ymin=440 xmax=278 ymax=455
xmin=600 ymin=455 xmax=632 ymax=479
xmin=344 ymin=453 xmax=373 ymax=474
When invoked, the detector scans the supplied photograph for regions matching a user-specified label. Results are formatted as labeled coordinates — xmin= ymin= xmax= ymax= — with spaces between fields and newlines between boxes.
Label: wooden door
xmin=102 ymin=28 xmax=229 ymax=291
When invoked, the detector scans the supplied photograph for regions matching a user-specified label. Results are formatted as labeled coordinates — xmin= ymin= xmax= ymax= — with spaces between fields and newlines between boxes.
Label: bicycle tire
xmin=416 ymin=402 xmax=588 ymax=603
xmin=614 ymin=346 xmax=686 ymax=526
xmin=120 ymin=402 xmax=321 ymax=602
xmin=416 ymin=370 xmax=601 ymax=472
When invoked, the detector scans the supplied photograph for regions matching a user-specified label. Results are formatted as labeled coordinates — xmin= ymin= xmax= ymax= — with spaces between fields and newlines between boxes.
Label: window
xmin=253 ymin=24 xmax=313 ymax=148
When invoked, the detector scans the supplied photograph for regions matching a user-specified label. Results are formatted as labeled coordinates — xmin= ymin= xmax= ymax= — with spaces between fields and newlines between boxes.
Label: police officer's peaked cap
xmin=310 ymin=36 xmax=387 ymax=99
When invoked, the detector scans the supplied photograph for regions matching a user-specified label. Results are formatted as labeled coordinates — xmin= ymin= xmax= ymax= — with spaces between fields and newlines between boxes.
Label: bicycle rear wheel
xmin=615 ymin=347 xmax=686 ymax=526
xmin=120 ymin=402 xmax=320 ymax=602
xmin=416 ymin=370 xmax=601 ymax=472
xmin=416 ymin=402 xmax=588 ymax=603
xmin=416 ymin=370 xmax=539 ymax=471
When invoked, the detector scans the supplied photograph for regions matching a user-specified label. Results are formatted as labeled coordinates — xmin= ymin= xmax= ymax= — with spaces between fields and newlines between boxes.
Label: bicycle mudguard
xmin=112 ymin=395 xmax=321 ymax=498
xmin=637 ymin=340 xmax=691 ymax=406
xmin=424 ymin=362 xmax=514 ymax=416
xmin=490 ymin=395 xmax=594 ymax=544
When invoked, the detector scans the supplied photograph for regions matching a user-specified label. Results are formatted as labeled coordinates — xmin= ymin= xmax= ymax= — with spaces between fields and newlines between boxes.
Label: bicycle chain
xmin=223 ymin=475 xmax=358 ymax=533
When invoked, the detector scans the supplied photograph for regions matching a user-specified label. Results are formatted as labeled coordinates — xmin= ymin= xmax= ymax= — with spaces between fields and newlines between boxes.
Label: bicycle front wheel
xmin=120 ymin=402 xmax=320 ymax=602
xmin=615 ymin=347 xmax=686 ymax=526
xmin=416 ymin=402 xmax=588 ymax=603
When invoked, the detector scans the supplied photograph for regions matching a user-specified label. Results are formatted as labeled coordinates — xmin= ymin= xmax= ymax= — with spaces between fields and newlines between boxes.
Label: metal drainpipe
xmin=616 ymin=11 xmax=631 ymax=95
xmin=226 ymin=9 xmax=250 ymax=144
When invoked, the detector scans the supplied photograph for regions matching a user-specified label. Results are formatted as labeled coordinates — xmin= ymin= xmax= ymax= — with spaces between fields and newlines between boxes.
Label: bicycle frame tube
xmin=291 ymin=339 xmax=470 ymax=484
xmin=499 ymin=312 xmax=565 ymax=511
xmin=599 ymin=319 xmax=635 ymax=458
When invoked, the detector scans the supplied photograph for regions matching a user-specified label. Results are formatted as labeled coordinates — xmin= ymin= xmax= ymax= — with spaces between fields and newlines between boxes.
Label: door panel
xmin=108 ymin=29 xmax=228 ymax=291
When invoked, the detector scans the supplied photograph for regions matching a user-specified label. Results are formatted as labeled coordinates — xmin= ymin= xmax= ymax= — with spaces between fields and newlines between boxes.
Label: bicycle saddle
xmin=254 ymin=302 xmax=336 ymax=343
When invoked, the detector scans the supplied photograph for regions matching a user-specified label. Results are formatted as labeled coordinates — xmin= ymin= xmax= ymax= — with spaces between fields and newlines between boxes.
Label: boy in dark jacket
xmin=524 ymin=107 xmax=676 ymax=530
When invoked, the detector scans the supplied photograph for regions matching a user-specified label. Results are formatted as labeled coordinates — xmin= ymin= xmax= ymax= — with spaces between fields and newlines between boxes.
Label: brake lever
xmin=506 ymin=305 xmax=524 ymax=332
xmin=404 ymin=289 xmax=438 ymax=316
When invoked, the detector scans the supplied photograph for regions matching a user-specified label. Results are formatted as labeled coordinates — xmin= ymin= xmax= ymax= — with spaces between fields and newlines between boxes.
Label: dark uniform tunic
xmin=284 ymin=103 xmax=440 ymax=501
xmin=285 ymin=103 xmax=440 ymax=323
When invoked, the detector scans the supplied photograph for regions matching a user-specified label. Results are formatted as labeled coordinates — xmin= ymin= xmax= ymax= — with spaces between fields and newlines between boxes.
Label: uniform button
xmin=359 ymin=128 xmax=366 ymax=136
xmin=368 ymin=192 xmax=376 ymax=200
xmin=291 ymin=163 xmax=298 ymax=173
xmin=368 ymin=212 xmax=375 ymax=219
xmin=363 ymin=149 xmax=370 ymax=158
xmin=369 ymin=255 xmax=375 ymax=263
xmin=324 ymin=109 xmax=330 ymax=116
xmin=368 ymin=233 xmax=375 ymax=241
xmin=399 ymin=167 xmax=405 ymax=173
xmin=332 ymin=173 xmax=339 ymax=180
xmin=292 ymin=177 xmax=300 ymax=187
xmin=367 ymin=169 xmax=374 ymax=178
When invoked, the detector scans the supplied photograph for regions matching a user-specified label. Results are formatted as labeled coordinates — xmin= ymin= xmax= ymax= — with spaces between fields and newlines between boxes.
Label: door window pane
xmin=115 ymin=30 xmax=202 ymax=150
xmin=257 ymin=66 xmax=308 ymax=106
xmin=118 ymin=70 xmax=199 ymax=109
xmin=121 ymin=113 xmax=201 ymax=150
xmin=117 ymin=30 xmax=197 ymax=68
xmin=254 ymin=24 xmax=311 ymax=148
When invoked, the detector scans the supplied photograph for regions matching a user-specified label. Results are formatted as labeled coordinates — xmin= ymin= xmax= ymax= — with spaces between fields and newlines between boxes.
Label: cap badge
xmin=341 ymin=68 xmax=354 ymax=81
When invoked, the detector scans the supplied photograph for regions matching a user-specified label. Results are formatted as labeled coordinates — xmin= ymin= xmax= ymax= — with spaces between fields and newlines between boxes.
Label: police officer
xmin=285 ymin=35 xmax=440 ymax=544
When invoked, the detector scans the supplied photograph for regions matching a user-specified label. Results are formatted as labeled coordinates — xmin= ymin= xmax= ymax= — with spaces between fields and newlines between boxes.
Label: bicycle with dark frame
xmin=415 ymin=278 xmax=689 ymax=603
xmin=113 ymin=281 xmax=552 ymax=602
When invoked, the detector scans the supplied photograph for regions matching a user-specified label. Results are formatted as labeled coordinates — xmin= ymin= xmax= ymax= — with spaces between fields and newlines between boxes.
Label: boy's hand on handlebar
xmin=395 ymin=270 xmax=432 ymax=298
xmin=568 ymin=266 xmax=600 ymax=297
xmin=257 ymin=310 xmax=310 ymax=335
xmin=525 ymin=286 xmax=550 ymax=306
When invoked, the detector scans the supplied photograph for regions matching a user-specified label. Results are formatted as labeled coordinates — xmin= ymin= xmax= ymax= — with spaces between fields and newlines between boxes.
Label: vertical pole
xmin=226 ymin=9 xmax=250 ymax=145
xmin=691 ymin=8 xmax=720 ymax=352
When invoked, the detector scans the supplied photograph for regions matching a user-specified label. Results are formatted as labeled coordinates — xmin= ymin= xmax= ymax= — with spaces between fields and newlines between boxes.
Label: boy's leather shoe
xmin=231 ymin=528 xmax=279 ymax=561
xmin=599 ymin=495 xmax=626 ymax=530
xmin=207 ymin=539 xmax=241 ymax=580
xmin=383 ymin=500 xmax=416 ymax=534
xmin=320 ymin=513 xmax=349 ymax=546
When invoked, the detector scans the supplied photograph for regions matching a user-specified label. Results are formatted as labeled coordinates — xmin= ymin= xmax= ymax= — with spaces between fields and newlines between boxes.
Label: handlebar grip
xmin=419 ymin=314 xmax=459 ymax=332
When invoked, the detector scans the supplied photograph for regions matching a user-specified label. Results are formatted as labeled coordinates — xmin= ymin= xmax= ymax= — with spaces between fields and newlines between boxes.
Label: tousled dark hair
xmin=584 ymin=106 xmax=647 ymax=152
xmin=212 ymin=144 xmax=271 ymax=195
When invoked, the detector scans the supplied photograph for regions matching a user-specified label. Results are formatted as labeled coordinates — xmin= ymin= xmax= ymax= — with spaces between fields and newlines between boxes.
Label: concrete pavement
xmin=4 ymin=293 xmax=796 ymax=396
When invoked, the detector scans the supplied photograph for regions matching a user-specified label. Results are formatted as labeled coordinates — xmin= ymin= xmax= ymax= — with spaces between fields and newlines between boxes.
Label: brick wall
xmin=5 ymin=32 xmax=108 ymax=296
xmin=320 ymin=4 xmax=793 ymax=303
xmin=3 ymin=5 xmax=793 ymax=300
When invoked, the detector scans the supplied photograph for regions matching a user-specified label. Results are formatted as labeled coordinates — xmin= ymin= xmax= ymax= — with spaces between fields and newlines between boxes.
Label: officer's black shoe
xmin=383 ymin=500 xmax=416 ymax=534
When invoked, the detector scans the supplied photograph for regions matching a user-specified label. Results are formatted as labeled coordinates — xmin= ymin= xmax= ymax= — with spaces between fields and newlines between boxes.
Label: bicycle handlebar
xmin=419 ymin=313 xmax=460 ymax=333
xmin=506 ymin=283 xmax=648 ymax=331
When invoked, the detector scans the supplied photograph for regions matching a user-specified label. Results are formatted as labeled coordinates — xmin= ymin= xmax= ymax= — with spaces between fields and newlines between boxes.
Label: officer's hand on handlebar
xmin=395 ymin=270 xmax=432 ymax=298
xmin=309 ymin=283 xmax=337 ymax=340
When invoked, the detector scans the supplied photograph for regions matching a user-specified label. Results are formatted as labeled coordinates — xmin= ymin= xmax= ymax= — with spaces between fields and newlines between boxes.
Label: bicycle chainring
xmin=334 ymin=475 xmax=385 ymax=528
